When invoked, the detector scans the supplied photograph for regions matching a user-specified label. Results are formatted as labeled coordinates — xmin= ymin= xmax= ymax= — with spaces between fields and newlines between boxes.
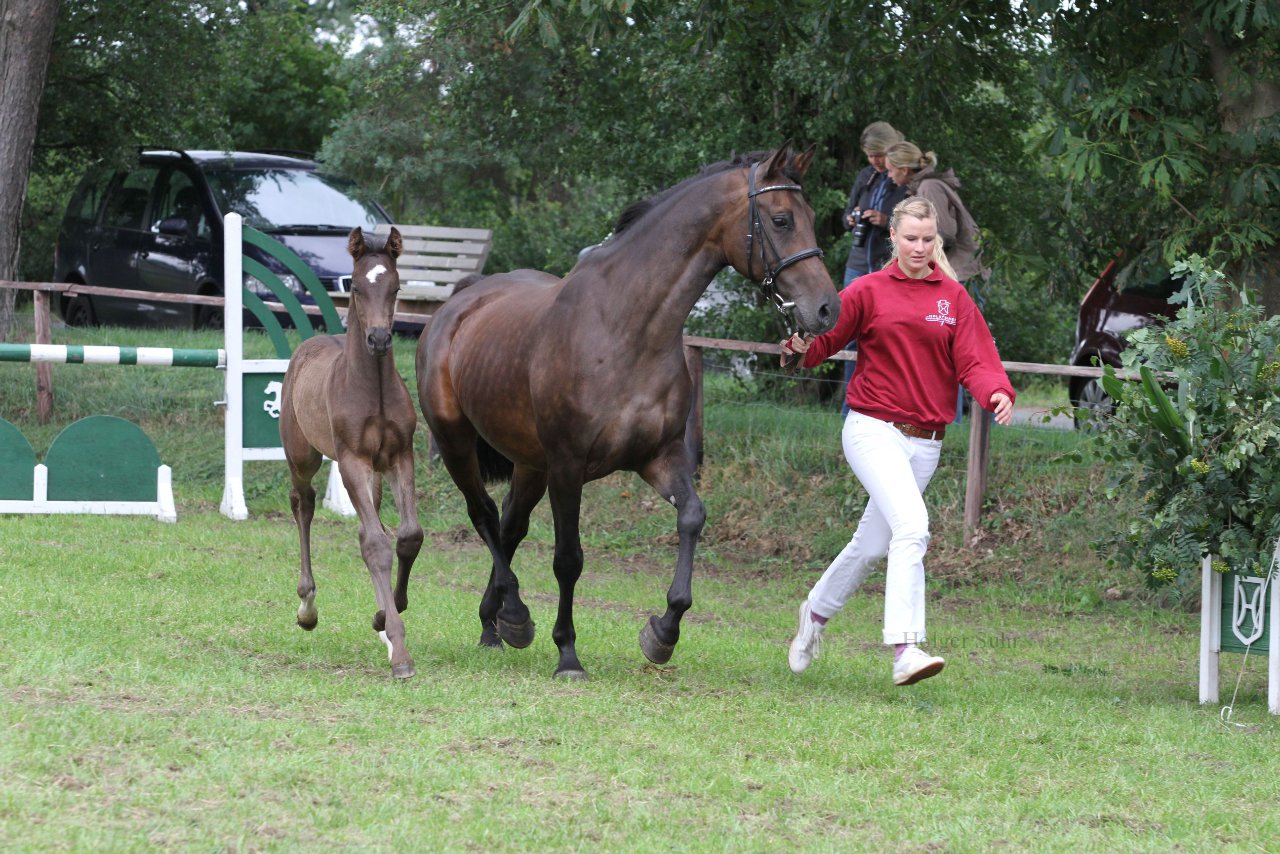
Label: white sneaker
xmin=788 ymin=601 xmax=825 ymax=673
xmin=893 ymin=646 xmax=945 ymax=686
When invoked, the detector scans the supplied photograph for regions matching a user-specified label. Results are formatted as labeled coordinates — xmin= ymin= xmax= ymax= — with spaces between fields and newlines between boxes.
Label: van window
xmin=100 ymin=167 xmax=160 ymax=231
xmin=151 ymin=169 xmax=208 ymax=238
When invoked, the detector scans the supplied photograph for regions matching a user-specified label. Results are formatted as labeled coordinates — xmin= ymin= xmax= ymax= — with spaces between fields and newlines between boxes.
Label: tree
xmin=0 ymin=0 xmax=59 ymax=341
xmin=1034 ymin=0 xmax=1280 ymax=313
xmin=333 ymin=1 xmax=1064 ymax=360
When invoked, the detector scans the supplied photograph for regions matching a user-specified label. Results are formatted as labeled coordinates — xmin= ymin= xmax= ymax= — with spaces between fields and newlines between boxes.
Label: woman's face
xmin=887 ymin=162 xmax=912 ymax=186
xmin=864 ymin=148 xmax=887 ymax=173
xmin=890 ymin=215 xmax=938 ymax=278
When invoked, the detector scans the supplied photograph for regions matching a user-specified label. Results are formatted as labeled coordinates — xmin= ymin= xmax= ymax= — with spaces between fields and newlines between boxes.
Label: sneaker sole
xmin=894 ymin=659 xmax=945 ymax=686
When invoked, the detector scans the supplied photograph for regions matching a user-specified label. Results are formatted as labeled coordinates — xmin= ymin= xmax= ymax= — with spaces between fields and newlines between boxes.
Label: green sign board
xmin=242 ymin=372 xmax=286 ymax=450
xmin=1219 ymin=569 xmax=1271 ymax=654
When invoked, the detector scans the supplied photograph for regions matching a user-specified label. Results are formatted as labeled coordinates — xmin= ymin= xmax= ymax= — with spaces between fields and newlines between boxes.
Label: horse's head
xmin=346 ymin=226 xmax=403 ymax=356
xmin=726 ymin=142 xmax=840 ymax=336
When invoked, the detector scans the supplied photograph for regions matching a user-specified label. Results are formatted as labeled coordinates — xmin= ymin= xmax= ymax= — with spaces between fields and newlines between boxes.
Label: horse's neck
xmin=581 ymin=182 xmax=736 ymax=343
xmin=339 ymin=321 xmax=396 ymax=390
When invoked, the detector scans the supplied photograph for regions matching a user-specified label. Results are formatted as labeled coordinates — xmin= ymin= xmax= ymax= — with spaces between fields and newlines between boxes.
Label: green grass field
xmin=1 ymin=318 xmax=1276 ymax=851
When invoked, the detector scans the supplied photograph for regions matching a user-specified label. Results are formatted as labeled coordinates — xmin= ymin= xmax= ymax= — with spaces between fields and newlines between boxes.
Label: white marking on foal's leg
xmin=366 ymin=264 xmax=386 ymax=283
xmin=379 ymin=630 xmax=394 ymax=661
xmin=298 ymin=591 xmax=317 ymax=623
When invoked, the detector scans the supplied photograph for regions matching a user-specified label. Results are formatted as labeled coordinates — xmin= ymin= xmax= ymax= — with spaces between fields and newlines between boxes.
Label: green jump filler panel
xmin=0 ymin=416 xmax=176 ymax=522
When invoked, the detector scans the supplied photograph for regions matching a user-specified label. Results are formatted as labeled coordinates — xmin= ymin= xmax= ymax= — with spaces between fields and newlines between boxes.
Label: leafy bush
xmin=1091 ymin=256 xmax=1280 ymax=590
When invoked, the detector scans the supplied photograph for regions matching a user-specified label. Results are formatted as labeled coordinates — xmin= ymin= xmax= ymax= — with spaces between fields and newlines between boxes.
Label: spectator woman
xmin=835 ymin=121 xmax=910 ymax=412
xmin=781 ymin=196 xmax=1015 ymax=686
xmin=884 ymin=141 xmax=988 ymax=286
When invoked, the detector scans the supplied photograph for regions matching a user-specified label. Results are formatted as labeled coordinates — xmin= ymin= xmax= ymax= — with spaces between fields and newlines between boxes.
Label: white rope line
xmin=1219 ymin=539 xmax=1280 ymax=730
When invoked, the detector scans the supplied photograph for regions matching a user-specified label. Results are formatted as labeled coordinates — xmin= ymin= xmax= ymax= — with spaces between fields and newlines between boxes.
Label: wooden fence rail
xmin=4 ymin=281 xmax=1107 ymax=542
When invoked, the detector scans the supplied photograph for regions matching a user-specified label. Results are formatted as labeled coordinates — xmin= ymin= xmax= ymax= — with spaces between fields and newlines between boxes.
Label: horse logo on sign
xmin=1231 ymin=574 xmax=1268 ymax=647
xmin=263 ymin=381 xmax=283 ymax=419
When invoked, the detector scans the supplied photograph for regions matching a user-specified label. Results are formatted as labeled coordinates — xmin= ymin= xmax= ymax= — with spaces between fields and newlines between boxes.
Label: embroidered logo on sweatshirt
xmin=925 ymin=299 xmax=957 ymax=326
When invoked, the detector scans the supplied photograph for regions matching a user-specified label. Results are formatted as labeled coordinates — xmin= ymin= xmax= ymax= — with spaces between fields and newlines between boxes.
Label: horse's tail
xmin=476 ymin=436 xmax=514 ymax=484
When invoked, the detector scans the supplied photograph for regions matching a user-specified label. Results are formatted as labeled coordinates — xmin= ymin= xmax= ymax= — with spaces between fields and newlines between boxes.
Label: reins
xmin=745 ymin=162 xmax=824 ymax=322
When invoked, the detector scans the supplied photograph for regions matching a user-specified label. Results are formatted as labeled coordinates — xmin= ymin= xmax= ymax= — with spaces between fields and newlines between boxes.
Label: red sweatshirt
xmin=803 ymin=260 xmax=1015 ymax=432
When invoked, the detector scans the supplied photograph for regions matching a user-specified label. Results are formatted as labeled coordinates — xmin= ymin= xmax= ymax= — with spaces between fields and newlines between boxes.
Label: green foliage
xmin=1090 ymin=256 xmax=1280 ymax=590
xmin=1032 ymin=0 xmax=1280 ymax=306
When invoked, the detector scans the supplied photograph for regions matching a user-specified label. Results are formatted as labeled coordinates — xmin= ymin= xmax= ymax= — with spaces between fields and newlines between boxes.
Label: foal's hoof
xmin=639 ymin=616 xmax=676 ymax=665
xmin=392 ymin=661 xmax=416 ymax=680
xmin=497 ymin=616 xmax=535 ymax=649
xmin=372 ymin=610 xmax=387 ymax=632
xmin=297 ymin=593 xmax=318 ymax=630
xmin=554 ymin=667 xmax=589 ymax=682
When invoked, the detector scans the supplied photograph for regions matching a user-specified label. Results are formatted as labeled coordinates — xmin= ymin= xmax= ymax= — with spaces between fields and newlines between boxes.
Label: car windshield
xmin=204 ymin=168 xmax=387 ymax=231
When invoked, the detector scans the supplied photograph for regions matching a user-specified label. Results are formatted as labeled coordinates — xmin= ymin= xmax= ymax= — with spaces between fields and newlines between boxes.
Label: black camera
xmin=850 ymin=211 xmax=871 ymax=248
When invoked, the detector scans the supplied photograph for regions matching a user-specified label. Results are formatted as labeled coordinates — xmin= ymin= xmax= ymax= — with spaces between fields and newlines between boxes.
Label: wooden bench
xmin=372 ymin=223 xmax=493 ymax=308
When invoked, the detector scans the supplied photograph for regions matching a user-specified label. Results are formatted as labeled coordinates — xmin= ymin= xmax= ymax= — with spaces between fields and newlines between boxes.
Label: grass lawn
xmin=0 ymin=317 xmax=1276 ymax=850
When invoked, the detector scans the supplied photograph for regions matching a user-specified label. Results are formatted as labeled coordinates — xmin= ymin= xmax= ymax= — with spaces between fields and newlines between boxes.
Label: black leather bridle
xmin=745 ymin=162 xmax=825 ymax=319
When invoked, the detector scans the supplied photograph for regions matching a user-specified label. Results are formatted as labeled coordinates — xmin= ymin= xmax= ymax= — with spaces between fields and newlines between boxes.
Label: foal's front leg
xmin=339 ymin=453 xmax=415 ymax=679
xmin=638 ymin=443 xmax=705 ymax=664
xmin=386 ymin=451 xmax=423 ymax=618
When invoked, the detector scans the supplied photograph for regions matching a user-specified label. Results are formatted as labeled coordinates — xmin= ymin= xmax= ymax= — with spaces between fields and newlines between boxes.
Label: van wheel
xmin=195 ymin=301 xmax=223 ymax=331
xmin=1071 ymin=377 xmax=1112 ymax=430
xmin=63 ymin=296 xmax=96 ymax=327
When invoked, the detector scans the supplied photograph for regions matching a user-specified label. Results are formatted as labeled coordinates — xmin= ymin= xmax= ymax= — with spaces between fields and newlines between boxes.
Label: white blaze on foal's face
xmin=366 ymin=264 xmax=387 ymax=284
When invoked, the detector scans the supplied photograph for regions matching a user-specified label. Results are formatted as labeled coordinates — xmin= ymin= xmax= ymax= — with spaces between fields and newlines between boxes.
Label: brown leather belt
xmin=893 ymin=422 xmax=945 ymax=441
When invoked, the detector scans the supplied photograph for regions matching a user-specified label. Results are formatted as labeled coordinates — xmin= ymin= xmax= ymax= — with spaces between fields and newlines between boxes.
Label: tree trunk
xmin=0 ymin=0 xmax=60 ymax=341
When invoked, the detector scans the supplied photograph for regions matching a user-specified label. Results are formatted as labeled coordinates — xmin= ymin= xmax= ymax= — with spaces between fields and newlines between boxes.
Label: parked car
xmin=53 ymin=149 xmax=392 ymax=329
xmin=1068 ymin=258 xmax=1180 ymax=427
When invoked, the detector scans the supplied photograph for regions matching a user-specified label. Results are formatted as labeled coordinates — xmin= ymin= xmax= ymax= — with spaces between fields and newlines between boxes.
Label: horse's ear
xmin=792 ymin=144 xmax=817 ymax=179
xmin=764 ymin=139 xmax=794 ymax=179
xmin=386 ymin=227 xmax=403 ymax=260
xmin=347 ymin=227 xmax=366 ymax=259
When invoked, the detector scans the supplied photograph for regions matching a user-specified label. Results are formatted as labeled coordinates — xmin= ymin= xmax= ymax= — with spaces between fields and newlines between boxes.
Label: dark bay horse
xmin=416 ymin=142 xmax=839 ymax=679
xmin=279 ymin=227 xmax=424 ymax=679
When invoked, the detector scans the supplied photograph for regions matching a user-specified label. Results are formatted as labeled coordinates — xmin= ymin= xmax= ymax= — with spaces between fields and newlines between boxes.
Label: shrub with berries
xmin=1088 ymin=256 xmax=1280 ymax=591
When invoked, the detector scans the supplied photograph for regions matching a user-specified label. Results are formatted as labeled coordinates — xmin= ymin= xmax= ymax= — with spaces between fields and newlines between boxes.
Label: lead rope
xmin=1219 ymin=539 xmax=1279 ymax=730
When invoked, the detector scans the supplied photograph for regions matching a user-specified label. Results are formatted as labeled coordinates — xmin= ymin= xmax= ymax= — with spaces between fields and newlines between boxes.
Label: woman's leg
xmin=836 ymin=420 xmax=941 ymax=645
xmin=808 ymin=414 xmax=931 ymax=619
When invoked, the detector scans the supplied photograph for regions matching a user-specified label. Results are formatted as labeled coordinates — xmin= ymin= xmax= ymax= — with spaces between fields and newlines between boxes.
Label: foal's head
xmin=346 ymin=227 xmax=403 ymax=356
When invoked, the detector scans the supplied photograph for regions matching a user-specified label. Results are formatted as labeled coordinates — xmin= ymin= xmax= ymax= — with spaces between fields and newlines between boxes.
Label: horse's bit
xmin=745 ymin=162 xmax=824 ymax=321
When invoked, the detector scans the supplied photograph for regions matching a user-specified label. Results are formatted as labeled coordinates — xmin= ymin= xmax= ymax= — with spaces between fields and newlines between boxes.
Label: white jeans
xmin=807 ymin=411 xmax=942 ymax=645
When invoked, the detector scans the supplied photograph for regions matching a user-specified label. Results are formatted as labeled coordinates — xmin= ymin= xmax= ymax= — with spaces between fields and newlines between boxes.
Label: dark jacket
xmin=842 ymin=166 xmax=908 ymax=276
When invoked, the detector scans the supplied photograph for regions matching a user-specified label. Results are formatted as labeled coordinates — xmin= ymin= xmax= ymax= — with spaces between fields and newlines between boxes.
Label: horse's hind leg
xmin=436 ymin=441 xmax=535 ymax=650
xmin=287 ymin=450 xmax=324 ymax=631
xmin=637 ymin=443 xmax=706 ymax=664
xmin=478 ymin=465 xmax=547 ymax=648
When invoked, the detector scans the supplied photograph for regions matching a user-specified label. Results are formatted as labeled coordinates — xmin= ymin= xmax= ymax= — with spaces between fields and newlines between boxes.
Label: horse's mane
xmin=611 ymin=149 xmax=800 ymax=236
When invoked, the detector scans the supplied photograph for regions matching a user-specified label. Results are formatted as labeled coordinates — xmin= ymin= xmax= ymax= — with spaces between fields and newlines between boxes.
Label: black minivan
xmin=53 ymin=149 xmax=392 ymax=329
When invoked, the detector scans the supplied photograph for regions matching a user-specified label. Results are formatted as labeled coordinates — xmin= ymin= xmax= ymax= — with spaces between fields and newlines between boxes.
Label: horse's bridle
xmin=745 ymin=162 xmax=825 ymax=319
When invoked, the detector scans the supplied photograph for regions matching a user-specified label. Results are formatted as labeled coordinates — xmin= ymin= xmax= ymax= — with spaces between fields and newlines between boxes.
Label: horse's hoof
xmin=639 ymin=616 xmax=676 ymax=665
xmin=554 ymin=667 xmax=589 ymax=681
xmin=372 ymin=610 xmax=387 ymax=632
xmin=392 ymin=661 xmax=415 ymax=679
xmin=479 ymin=622 xmax=505 ymax=649
xmin=497 ymin=616 xmax=535 ymax=649
xmin=297 ymin=593 xmax=317 ymax=630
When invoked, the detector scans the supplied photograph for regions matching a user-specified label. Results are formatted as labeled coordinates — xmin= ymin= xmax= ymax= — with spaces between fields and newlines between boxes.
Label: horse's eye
xmin=772 ymin=215 xmax=790 ymax=229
